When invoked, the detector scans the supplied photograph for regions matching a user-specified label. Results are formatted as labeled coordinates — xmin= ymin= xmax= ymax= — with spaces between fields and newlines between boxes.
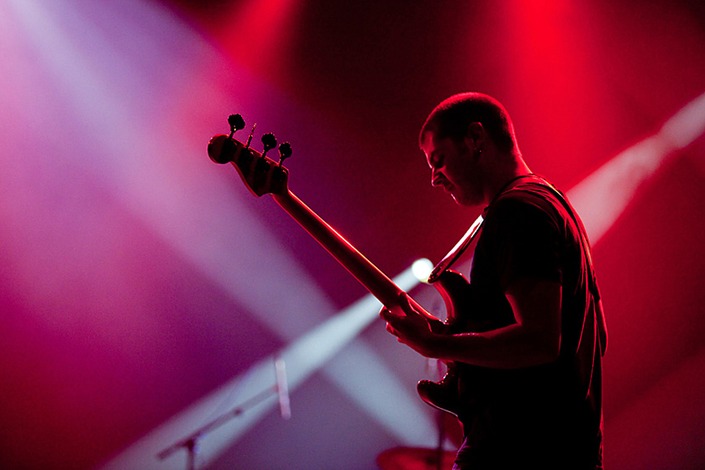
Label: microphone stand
xmin=434 ymin=409 xmax=447 ymax=470
xmin=157 ymin=358 xmax=289 ymax=470
xmin=427 ymin=353 xmax=449 ymax=470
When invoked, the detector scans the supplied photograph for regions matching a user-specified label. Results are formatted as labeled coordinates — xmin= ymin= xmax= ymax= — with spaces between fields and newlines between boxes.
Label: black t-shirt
xmin=454 ymin=176 xmax=607 ymax=468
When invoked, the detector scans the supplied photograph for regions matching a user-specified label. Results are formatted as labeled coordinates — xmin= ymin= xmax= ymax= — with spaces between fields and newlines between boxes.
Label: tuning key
xmin=278 ymin=142 xmax=292 ymax=166
xmin=261 ymin=133 xmax=277 ymax=157
xmin=227 ymin=114 xmax=245 ymax=138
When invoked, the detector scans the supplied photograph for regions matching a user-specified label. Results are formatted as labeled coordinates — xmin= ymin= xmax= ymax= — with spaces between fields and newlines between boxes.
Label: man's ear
xmin=464 ymin=122 xmax=486 ymax=151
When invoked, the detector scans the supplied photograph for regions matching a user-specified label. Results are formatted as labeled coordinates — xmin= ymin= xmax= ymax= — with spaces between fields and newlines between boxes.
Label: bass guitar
xmin=207 ymin=114 xmax=468 ymax=415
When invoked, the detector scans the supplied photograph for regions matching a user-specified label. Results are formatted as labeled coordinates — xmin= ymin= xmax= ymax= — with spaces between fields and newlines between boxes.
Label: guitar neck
xmin=272 ymin=190 xmax=406 ymax=310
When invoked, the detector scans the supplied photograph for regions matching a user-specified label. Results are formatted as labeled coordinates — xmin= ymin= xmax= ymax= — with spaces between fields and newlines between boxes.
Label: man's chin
xmin=451 ymin=193 xmax=481 ymax=207
xmin=451 ymin=196 xmax=471 ymax=207
xmin=449 ymin=191 xmax=467 ymax=205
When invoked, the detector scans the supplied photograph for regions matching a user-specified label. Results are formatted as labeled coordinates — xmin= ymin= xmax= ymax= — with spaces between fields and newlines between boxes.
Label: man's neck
xmin=483 ymin=156 xmax=532 ymax=205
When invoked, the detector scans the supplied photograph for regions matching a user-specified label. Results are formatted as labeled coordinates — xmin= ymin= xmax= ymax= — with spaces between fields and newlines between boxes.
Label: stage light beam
xmin=4 ymin=3 xmax=443 ymax=468
xmin=103 ymin=263 xmax=437 ymax=470
xmin=568 ymin=91 xmax=705 ymax=243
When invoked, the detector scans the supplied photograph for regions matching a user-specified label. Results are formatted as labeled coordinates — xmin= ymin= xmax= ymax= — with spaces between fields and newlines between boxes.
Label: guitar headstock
xmin=207 ymin=114 xmax=292 ymax=197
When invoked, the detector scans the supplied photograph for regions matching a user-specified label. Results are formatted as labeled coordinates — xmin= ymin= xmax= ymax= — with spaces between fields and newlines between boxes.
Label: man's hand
xmin=379 ymin=293 xmax=439 ymax=358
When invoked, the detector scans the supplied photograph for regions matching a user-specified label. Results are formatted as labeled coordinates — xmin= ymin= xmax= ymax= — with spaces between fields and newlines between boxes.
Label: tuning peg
xmin=261 ymin=133 xmax=277 ymax=157
xmin=278 ymin=142 xmax=292 ymax=166
xmin=227 ymin=114 xmax=246 ymax=137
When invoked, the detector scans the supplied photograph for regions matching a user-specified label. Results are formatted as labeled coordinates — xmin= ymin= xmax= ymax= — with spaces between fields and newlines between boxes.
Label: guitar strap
xmin=527 ymin=176 xmax=601 ymax=300
xmin=427 ymin=173 xmax=600 ymax=297
xmin=428 ymin=213 xmax=484 ymax=283
xmin=428 ymin=174 xmax=541 ymax=283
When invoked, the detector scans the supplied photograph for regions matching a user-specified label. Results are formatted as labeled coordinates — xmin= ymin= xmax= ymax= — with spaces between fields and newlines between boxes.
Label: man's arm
xmin=381 ymin=277 xmax=562 ymax=369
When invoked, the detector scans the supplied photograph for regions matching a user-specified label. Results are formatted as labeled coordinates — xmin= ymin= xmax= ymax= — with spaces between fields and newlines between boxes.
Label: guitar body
xmin=429 ymin=269 xmax=474 ymax=327
xmin=419 ymin=269 xmax=475 ymax=416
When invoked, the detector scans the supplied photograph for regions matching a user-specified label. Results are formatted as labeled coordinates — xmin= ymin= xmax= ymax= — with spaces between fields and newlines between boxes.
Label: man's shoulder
xmin=485 ymin=183 xmax=568 ymax=238
xmin=494 ymin=180 xmax=566 ymax=217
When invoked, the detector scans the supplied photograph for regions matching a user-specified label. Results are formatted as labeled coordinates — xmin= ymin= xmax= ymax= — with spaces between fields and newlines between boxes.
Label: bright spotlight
xmin=411 ymin=258 xmax=433 ymax=283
